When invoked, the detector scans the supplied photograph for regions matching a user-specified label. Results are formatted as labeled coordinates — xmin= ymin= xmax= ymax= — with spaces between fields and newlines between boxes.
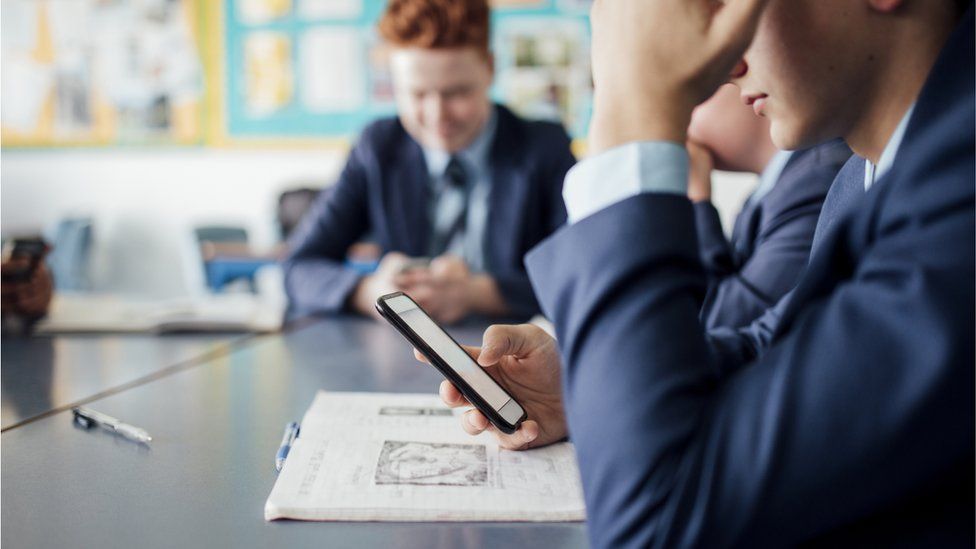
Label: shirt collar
xmin=751 ymin=150 xmax=794 ymax=203
xmin=864 ymin=102 xmax=915 ymax=190
xmin=423 ymin=106 xmax=497 ymax=181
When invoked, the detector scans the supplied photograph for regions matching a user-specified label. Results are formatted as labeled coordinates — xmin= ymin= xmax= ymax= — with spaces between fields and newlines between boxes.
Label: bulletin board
xmin=217 ymin=0 xmax=592 ymax=143
xmin=0 ymin=0 xmax=592 ymax=148
xmin=0 ymin=0 xmax=206 ymax=147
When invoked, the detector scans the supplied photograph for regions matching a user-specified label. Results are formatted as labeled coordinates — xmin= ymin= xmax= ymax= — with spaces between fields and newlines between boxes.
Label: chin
xmin=770 ymin=120 xmax=812 ymax=151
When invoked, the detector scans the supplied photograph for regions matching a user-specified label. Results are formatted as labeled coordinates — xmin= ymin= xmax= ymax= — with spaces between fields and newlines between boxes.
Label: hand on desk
xmin=350 ymin=252 xmax=414 ymax=320
xmin=1 ymin=258 xmax=53 ymax=319
xmin=352 ymin=253 xmax=508 ymax=324
xmin=416 ymin=323 xmax=567 ymax=450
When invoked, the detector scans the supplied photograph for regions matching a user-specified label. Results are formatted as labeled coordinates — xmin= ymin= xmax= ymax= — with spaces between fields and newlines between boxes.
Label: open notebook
xmin=264 ymin=391 xmax=586 ymax=522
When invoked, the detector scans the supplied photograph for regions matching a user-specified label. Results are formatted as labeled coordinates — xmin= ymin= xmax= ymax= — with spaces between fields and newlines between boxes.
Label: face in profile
xmin=733 ymin=0 xmax=871 ymax=150
xmin=390 ymin=47 xmax=494 ymax=153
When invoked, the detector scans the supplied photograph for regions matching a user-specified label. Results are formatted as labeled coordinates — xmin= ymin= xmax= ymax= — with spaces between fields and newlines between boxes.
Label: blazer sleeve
xmin=525 ymin=175 xmax=973 ymax=546
xmin=282 ymin=139 xmax=373 ymax=315
xmin=693 ymin=200 xmax=735 ymax=276
xmin=698 ymin=161 xmax=834 ymax=331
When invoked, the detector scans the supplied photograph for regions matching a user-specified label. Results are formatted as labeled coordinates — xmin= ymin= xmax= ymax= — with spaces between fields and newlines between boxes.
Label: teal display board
xmin=222 ymin=0 xmax=592 ymax=141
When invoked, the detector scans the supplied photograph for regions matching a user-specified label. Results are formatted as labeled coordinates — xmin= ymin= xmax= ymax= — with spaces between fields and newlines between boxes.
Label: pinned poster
xmin=1 ymin=55 xmax=53 ymax=132
xmin=244 ymin=32 xmax=294 ymax=116
xmin=299 ymin=27 xmax=366 ymax=112
xmin=298 ymin=0 xmax=362 ymax=20
xmin=237 ymin=0 xmax=292 ymax=25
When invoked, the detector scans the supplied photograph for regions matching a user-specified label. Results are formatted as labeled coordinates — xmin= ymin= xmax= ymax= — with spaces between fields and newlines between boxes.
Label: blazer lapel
xmin=386 ymin=135 xmax=431 ymax=255
xmin=485 ymin=109 xmax=530 ymax=273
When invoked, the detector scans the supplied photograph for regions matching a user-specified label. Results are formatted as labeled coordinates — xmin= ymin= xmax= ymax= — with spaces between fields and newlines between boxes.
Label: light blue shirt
xmin=563 ymin=141 xmax=688 ymax=223
xmin=564 ymin=105 xmax=917 ymax=225
xmin=422 ymin=108 xmax=497 ymax=271
xmin=864 ymin=103 xmax=915 ymax=190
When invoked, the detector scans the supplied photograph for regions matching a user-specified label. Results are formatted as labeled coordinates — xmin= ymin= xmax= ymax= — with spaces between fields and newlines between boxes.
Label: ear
xmin=867 ymin=0 xmax=904 ymax=13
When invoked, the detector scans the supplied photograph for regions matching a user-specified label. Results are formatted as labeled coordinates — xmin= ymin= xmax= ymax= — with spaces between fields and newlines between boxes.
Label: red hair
xmin=378 ymin=0 xmax=490 ymax=54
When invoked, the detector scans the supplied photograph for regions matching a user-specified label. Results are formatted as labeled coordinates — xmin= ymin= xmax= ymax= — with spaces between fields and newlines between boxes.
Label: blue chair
xmin=194 ymin=226 xmax=269 ymax=292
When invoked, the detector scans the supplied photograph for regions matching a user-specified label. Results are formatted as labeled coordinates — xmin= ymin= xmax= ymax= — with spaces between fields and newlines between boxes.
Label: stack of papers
xmin=264 ymin=392 xmax=586 ymax=522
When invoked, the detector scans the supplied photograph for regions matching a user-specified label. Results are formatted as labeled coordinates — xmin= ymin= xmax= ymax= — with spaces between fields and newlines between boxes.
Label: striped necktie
xmin=428 ymin=156 xmax=469 ymax=257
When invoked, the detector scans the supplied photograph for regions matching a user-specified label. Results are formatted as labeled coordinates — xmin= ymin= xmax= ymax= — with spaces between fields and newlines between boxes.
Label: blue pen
xmin=275 ymin=422 xmax=300 ymax=472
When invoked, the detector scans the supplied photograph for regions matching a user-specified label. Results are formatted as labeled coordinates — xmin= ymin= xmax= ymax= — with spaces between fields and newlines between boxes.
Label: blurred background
xmin=1 ymin=0 xmax=755 ymax=303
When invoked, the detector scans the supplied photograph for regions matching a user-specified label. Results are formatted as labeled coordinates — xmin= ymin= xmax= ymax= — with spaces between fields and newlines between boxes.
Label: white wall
xmin=0 ymin=148 xmax=757 ymax=297
xmin=1 ymin=148 xmax=346 ymax=296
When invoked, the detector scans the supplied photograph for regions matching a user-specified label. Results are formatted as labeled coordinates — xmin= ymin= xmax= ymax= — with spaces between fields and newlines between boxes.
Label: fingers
xmin=439 ymin=379 xmax=471 ymax=408
xmin=499 ymin=420 xmax=540 ymax=451
xmin=460 ymin=344 xmax=481 ymax=361
xmin=413 ymin=347 xmax=429 ymax=364
xmin=393 ymin=269 xmax=432 ymax=289
xmin=458 ymin=408 xmax=539 ymax=450
xmin=478 ymin=324 xmax=547 ymax=366
xmin=437 ymin=376 xmax=541 ymax=451
xmin=461 ymin=409 xmax=489 ymax=434
xmin=711 ymin=0 xmax=771 ymax=53
xmin=429 ymin=255 xmax=468 ymax=280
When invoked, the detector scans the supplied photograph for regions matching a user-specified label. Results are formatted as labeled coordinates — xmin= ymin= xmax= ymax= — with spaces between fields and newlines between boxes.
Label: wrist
xmin=590 ymin=91 xmax=692 ymax=155
xmin=350 ymin=275 xmax=375 ymax=316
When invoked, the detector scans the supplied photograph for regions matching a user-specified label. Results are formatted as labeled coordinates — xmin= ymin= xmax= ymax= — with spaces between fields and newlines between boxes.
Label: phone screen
xmin=384 ymin=294 xmax=515 ymax=414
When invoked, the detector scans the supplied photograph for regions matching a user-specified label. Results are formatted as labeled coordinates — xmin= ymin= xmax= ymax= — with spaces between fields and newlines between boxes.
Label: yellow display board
xmin=1 ymin=0 xmax=592 ymax=149
xmin=1 ymin=0 xmax=205 ymax=147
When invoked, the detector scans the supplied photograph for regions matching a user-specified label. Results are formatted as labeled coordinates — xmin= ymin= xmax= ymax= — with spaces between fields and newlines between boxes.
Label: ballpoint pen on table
xmin=275 ymin=422 xmax=300 ymax=472
xmin=72 ymin=406 xmax=153 ymax=444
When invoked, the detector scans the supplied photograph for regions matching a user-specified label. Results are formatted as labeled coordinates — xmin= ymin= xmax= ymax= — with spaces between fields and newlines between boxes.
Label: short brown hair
xmin=378 ymin=0 xmax=490 ymax=54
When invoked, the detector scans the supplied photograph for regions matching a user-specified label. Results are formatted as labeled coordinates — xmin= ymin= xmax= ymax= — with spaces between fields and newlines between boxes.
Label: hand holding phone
xmin=376 ymin=292 xmax=527 ymax=434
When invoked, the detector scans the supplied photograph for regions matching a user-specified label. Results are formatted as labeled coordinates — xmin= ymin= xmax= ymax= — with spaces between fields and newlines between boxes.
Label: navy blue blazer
xmin=525 ymin=9 xmax=974 ymax=548
xmin=695 ymin=140 xmax=850 ymax=330
xmin=283 ymin=105 xmax=574 ymax=318
xmin=707 ymin=152 xmax=867 ymax=374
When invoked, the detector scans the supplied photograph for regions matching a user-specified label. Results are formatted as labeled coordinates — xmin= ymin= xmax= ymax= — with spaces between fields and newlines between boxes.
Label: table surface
xmin=1 ymin=332 xmax=242 ymax=430
xmin=1 ymin=317 xmax=588 ymax=548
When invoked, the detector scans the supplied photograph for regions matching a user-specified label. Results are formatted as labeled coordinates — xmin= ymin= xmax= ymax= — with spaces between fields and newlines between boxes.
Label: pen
xmin=275 ymin=421 xmax=300 ymax=472
xmin=72 ymin=406 xmax=153 ymax=444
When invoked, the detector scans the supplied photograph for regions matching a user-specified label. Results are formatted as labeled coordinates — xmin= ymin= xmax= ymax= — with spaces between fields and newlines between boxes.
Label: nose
xmin=425 ymin=94 xmax=449 ymax=126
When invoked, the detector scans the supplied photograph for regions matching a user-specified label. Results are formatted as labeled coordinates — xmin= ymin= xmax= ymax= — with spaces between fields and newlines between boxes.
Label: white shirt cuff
xmin=563 ymin=141 xmax=689 ymax=224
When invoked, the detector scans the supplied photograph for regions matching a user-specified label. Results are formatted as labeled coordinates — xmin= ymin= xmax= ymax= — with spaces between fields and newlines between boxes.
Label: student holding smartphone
xmin=424 ymin=0 xmax=974 ymax=546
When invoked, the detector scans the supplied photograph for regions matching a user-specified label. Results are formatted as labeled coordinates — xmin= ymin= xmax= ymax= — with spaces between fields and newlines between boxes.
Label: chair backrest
xmin=193 ymin=225 xmax=253 ymax=292
xmin=276 ymin=188 xmax=323 ymax=241
xmin=194 ymin=226 xmax=249 ymax=244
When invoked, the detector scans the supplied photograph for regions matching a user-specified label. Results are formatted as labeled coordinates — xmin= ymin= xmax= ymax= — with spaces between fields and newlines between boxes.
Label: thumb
xmin=478 ymin=324 xmax=532 ymax=366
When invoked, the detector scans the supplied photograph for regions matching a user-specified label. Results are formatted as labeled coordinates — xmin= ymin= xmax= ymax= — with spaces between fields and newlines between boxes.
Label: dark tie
xmin=810 ymin=155 xmax=865 ymax=255
xmin=428 ymin=156 xmax=469 ymax=257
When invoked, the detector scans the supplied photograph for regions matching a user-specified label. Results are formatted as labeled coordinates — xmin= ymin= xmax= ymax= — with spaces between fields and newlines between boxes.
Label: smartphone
xmin=376 ymin=291 xmax=527 ymax=434
xmin=397 ymin=257 xmax=431 ymax=275
xmin=1 ymin=237 xmax=50 ymax=283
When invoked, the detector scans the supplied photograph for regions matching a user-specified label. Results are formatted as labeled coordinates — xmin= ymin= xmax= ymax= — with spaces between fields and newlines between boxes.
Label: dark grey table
xmin=1 ymin=317 xmax=588 ymax=548
xmin=1 ymin=332 xmax=243 ymax=430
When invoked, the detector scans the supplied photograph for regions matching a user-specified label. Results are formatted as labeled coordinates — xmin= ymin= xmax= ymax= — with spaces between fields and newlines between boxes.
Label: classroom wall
xmin=0 ymin=149 xmax=757 ymax=298
xmin=1 ymin=148 xmax=345 ymax=296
